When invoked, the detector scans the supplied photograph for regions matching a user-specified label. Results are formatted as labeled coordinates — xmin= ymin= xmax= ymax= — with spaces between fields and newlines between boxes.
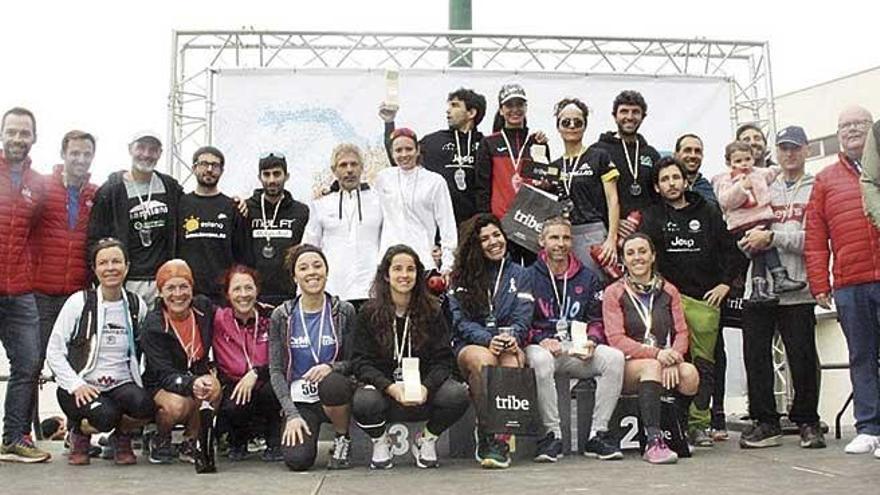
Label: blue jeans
xmin=0 ymin=294 xmax=41 ymax=444
xmin=834 ymin=282 xmax=880 ymax=435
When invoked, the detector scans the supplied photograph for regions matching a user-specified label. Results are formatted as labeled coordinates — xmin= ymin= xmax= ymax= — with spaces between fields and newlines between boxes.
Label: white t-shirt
xmin=82 ymin=300 xmax=134 ymax=391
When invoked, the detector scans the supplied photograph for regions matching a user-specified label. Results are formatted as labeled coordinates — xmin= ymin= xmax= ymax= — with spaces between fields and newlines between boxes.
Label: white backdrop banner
xmin=213 ymin=68 xmax=731 ymax=200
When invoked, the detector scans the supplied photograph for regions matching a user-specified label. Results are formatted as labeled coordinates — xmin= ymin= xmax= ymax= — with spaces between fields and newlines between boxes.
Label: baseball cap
xmin=130 ymin=130 xmax=162 ymax=146
xmin=776 ymin=126 xmax=808 ymax=147
xmin=498 ymin=83 xmax=527 ymax=105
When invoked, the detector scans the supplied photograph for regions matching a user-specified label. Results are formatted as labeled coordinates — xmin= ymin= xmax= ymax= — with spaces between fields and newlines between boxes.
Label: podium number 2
xmin=620 ymin=416 xmax=639 ymax=450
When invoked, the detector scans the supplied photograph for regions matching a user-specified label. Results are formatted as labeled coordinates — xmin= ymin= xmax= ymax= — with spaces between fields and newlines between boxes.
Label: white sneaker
xmin=844 ymin=434 xmax=880 ymax=454
xmin=411 ymin=430 xmax=439 ymax=468
xmin=370 ymin=433 xmax=393 ymax=469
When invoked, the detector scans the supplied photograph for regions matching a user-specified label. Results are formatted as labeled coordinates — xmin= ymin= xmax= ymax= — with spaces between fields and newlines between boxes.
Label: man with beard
xmin=302 ymin=143 xmax=382 ymax=309
xmin=640 ymin=157 xmax=739 ymax=447
xmin=177 ymin=146 xmax=251 ymax=303
xmin=587 ymin=90 xmax=661 ymax=218
xmin=88 ymin=131 xmax=182 ymax=306
xmin=674 ymin=133 xmax=717 ymax=205
xmin=0 ymin=107 xmax=51 ymax=463
xmin=245 ymin=153 xmax=309 ymax=306
xmin=32 ymin=131 xmax=98 ymax=364
xmin=736 ymin=124 xmax=776 ymax=168
xmin=379 ymin=88 xmax=486 ymax=224
xmin=806 ymin=106 xmax=880 ymax=457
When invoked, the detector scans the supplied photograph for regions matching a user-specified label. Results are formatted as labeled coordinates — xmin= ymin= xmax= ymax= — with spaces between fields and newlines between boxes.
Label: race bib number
xmin=290 ymin=378 xmax=320 ymax=403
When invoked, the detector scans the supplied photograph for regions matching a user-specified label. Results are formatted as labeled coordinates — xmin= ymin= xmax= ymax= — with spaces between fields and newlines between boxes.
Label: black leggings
xmin=352 ymin=378 xmax=469 ymax=439
xmin=282 ymin=371 xmax=356 ymax=471
xmin=57 ymin=382 xmax=154 ymax=433
xmin=219 ymin=380 xmax=282 ymax=448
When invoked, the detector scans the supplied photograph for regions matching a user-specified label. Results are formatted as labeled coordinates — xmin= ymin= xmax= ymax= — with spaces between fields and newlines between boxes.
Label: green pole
xmin=449 ymin=0 xmax=472 ymax=67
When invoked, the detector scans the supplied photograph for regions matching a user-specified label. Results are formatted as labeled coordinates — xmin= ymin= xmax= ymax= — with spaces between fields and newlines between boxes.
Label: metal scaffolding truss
xmin=168 ymin=30 xmax=774 ymax=180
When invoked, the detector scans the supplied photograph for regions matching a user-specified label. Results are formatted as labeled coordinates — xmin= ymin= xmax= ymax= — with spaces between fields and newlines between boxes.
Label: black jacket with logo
xmin=245 ymin=189 xmax=309 ymax=306
xmin=587 ymin=131 xmax=661 ymax=216
xmin=385 ymin=122 xmax=484 ymax=224
xmin=640 ymin=191 xmax=740 ymax=298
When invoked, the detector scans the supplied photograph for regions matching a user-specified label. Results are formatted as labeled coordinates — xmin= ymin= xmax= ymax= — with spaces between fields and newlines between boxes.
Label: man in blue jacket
xmin=525 ymin=216 xmax=625 ymax=462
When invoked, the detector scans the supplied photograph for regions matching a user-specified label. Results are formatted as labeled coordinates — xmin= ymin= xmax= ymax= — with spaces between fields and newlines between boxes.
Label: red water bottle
xmin=617 ymin=210 xmax=643 ymax=248
xmin=590 ymin=244 xmax=623 ymax=280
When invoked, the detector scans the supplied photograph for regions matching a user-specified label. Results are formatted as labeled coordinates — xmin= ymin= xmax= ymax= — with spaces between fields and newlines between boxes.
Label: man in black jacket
xmin=245 ymin=153 xmax=309 ymax=306
xmin=379 ymin=87 xmax=486 ymax=224
xmin=88 ymin=131 xmax=182 ymax=306
xmin=640 ymin=157 xmax=740 ymax=447
xmin=587 ymin=90 xmax=661 ymax=218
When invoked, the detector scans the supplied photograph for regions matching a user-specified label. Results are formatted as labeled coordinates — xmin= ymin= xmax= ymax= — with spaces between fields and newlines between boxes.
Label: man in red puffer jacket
xmin=32 ymin=130 xmax=98 ymax=363
xmin=805 ymin=105 xmax=880 ymax=457
xmin=0 ymin=107 xmax=51 ymax=463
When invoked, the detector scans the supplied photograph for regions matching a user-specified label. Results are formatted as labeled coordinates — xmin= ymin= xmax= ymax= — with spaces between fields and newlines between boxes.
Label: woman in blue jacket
xmin=448 ymin=213 xmax=534 ymax=469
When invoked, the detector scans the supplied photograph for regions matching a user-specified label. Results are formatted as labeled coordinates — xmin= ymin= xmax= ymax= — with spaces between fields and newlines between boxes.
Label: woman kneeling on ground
xmin=448 ymin=213 xmax=532 ymax=469
xmin=141 ymin=259 xmax=222 ymax=472
xmin=269 ymin=244 xmax=358 ymax=471
xmin=603 ymin=233 xmax=699 ymax=464
xmin=213 ymin=265 xmax=282 ymax=462
xmin=352 ymin=245 xmax=470 ymax=470
xmin=47 ymin=238 xmax=153 ymax=465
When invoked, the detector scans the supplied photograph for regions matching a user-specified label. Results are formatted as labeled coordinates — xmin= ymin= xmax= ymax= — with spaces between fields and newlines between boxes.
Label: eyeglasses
xmin=559 ymin=118 xmax=585 ymax=129
xmin=194 ymin=160 xmax=223 ymax=170
xmin=838 ymin=120 xmax=871 ymax=132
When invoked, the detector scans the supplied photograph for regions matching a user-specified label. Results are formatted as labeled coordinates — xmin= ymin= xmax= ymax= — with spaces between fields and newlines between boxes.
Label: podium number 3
xmin=388 ymin=423 xmax=410 ymax=456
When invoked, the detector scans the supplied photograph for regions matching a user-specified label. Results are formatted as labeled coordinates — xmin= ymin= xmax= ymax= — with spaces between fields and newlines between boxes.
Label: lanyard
xmin=546 ymin=261 xmax=569 ymax=318
xmin=778 ymin=174 xmax=805 ymax=223
xmin=620 ymin=139 xmax=640 ymax=182
xmin=487 ymin=258 xmax=507 ymax=315
xmin=623 ymin=283 xmax=654 ymax=342
xmin=454 ymin=130 xmax=472 ymax=166
xmin=297 ymin=295 xmax=331 ymax=366
xmin=133 ymin=173 xmax=157 ymax=212
xmin=167 ymin=310 xmax=198 ymax=370
xmin=393 ymin=315 xmax=412 ymax=368
xmin=501 ymin=129 xmax=528 ymax=174
xmin=561 ymin=147 xmax=585 ymax=197
xmin=260 ymin=193 xmax=284 ymax=244
xmin=232 ymin=309 xmax=259 ymax=371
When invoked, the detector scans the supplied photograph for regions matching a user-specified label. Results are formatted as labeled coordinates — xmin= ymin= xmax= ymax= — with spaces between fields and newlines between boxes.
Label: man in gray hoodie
xmin=737 ymin=125 xmax=824 ymax=450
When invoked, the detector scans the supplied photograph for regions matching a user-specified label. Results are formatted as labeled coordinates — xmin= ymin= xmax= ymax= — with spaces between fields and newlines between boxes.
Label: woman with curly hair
xmin=351 ymin=245 xmax=469 ymax=470
xmin=448 ymin=214 xmax=533 ymax=469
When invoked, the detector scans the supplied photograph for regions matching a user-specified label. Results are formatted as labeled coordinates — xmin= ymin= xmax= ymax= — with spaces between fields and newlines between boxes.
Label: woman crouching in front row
xmin=603 ymin=233 xmax=699 ymax=464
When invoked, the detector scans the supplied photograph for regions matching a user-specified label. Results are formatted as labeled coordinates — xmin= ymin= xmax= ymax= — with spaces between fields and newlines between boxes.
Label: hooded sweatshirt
xmin=526 ymin=251 xmax=606 ymax=345
xmin=245 ymin=189 xmax=309 ymax=305
xmin=587 ymin=132 xmax=661 ymax=216
xmin=640 ymin=191 xmax=741 ymax=299
xmin=744 ymin=173 xmax=816 ymax=305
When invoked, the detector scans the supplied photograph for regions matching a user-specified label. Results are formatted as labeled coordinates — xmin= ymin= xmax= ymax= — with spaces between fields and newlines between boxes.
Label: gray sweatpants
xmin=525 ymin=343 xmax=624 ymax=437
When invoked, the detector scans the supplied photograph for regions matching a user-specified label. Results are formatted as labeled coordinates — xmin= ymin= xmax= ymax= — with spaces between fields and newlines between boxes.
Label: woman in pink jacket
xmin=213 ymin=265 xmax=281 ymax=462
xmin=713 ymin=141 xmax=805 ymax=302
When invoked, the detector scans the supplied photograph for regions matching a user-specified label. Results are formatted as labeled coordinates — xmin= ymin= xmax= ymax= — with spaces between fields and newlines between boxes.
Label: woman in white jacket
xmin=374 ymin=128 xmax=458 ymax=275
xmin=46 ymin=238 xmax=151 ymax=466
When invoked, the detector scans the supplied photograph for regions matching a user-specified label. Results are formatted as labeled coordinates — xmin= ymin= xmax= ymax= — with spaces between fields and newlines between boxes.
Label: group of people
xmin=0 ymin=80 xmax=879 ymax=475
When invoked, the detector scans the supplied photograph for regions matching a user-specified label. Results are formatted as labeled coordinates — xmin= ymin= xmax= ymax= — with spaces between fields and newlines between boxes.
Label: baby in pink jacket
xmin=712 ymin=141 xmax=805 ymax=303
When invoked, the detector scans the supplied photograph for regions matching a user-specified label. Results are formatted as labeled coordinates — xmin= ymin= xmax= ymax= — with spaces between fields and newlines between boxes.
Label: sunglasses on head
xmin=558 ymin=118 xmax=585 ymax=129
xmin=259 ymin=151 xmax=286 ymax=160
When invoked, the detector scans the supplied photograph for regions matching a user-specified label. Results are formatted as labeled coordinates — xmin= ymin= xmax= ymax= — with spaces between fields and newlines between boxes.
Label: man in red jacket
xmin=805 ymin=105 xmax=880 ymax=457
xmin=32 ymin=130 xmax=98 ymax=362
xmin=0 ymin=107 xmax=51 ymax=463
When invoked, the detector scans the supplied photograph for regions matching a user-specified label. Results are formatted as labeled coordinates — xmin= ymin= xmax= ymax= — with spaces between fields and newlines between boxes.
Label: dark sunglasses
xmin=558 ymin=118 xmax=585 ymax=129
